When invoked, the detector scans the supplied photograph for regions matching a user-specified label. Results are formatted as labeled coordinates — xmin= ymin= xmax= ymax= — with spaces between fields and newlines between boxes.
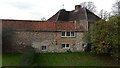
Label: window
xmin=66 ymin=44 xmax=69 ymax=47
xmin=62 ymin=44 xmax=70 ymax=49
xmin=62 ymin=44 xmax=65 ymax=48
xmin=66 ymin=32 xmax=70 ymax=36
xmin=61 ymin=32 xmax=75 ymax=37
xmin=42 ymin=46 xmax=46 ymax=51
xmin=62 ymin=32 xmax=65 ymax=36
xmin=71 ymin=32 xmax=75 ymax=36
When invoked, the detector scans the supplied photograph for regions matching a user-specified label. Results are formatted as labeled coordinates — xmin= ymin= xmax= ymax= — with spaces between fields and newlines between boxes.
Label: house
xmin=48 ymin=5 xmax=100 ymax=29
xmin=2 ymin=5 xmax=100 ymax=53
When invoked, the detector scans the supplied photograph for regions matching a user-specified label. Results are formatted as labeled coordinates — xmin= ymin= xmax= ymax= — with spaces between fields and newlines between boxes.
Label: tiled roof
xmin=2 ymin=19 xmax=82 ymax=31
xmin=47 ymin=5 xmax=100 ymax=22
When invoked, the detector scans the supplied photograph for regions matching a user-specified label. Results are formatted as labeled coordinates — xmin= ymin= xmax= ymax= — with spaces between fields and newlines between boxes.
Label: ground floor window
xmin=62 ymin=44 xmax=70 ymax=49
xmin=42 ymin=46 xmax=46 ymax=51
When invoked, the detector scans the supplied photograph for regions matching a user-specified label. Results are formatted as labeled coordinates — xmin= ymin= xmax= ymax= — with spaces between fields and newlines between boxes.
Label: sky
xmin=0 ymin=0 xmax=116 ymax=20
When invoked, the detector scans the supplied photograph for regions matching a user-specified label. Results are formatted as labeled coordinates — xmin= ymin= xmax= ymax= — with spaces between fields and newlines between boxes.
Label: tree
xmin=83 ymin=16 xmax=120 ymax=59
xmin=98 ymin=9 xmax=112 ymax=20
xmin=82 ymin=30 xmax=92 ymax=52
xmin=40 ymin=17 xmax=46 ymax=21
xmin=91 ymin=17 xmax=120 ymax=58
xmin=80 ymin=1 xmax=96 ymax=13
xmin=83 ymin=31 xmax=91 ymax=44
xmin=91 ymin=20 xmax=111 ymax=53
xmin=112 ymin=0 xmax=120 ymax=16
xmin=108 ymin=17 xmax=120 ymax=59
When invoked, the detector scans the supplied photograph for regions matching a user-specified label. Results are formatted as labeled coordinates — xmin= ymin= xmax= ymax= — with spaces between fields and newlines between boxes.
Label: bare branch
xmin=80 ymin=1 xmax=96 ymax=13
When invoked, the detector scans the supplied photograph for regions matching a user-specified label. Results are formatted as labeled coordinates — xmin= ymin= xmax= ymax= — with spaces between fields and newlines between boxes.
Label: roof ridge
xmin=56 ymin=10 xmax=61 ymax=22
xmin=1 ymin=19 xmax=45 ymax=22
xmin=85 ymin=8 xmax=101 ymax=19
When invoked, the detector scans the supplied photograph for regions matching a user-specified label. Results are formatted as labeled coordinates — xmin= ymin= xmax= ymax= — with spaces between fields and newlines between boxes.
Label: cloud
xmin=0 ymin=0 xmax=114 ymax=20
xmin=9 ymin=2 xmax=33 ymax=10
xmin=6 ymin=0 xmax=35 ymax=10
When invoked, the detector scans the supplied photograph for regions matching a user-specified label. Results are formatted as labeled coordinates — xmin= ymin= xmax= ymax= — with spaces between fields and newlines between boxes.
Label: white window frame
xmin=61 ymin=31 xmax=75 ymax=37
xmin=41 ymin=46 xmax=47 ymax=51
xmin=62 ymin=44 xmax=70 ymax=49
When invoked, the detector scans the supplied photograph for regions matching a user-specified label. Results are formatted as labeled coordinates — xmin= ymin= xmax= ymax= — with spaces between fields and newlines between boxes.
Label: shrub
xmin=2 ymin=27 xmax=14 ymax=53
xmin=19 ymin=46 xmax=36 ymax=66
xmin=84 ymin=43 xmax=91 ymax=52
xmin=83 ymin=17 xmax=120 ymax=59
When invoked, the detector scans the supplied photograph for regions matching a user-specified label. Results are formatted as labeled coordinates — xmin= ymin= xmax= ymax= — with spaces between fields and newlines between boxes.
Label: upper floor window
xmin=61 ymin=31 xmax=75 ymax=37
xmin=62 ymin=32 xmax=65 ymax=36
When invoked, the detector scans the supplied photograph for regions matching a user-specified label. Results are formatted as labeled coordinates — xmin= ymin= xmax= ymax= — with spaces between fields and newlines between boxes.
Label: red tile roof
xmin=2 ymin=19 xmax=78 ymax=31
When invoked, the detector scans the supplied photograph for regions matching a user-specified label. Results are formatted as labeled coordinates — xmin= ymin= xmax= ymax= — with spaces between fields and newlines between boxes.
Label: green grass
xmin=0 ymin=54 xmax=2 ymax=67
xmin=2 ymin=53 xmax=21 ymax=66
xmin=2 ymin=52 xmax=120 ymax=66
xmin=37 ymin=52 xmax=119 ymax=66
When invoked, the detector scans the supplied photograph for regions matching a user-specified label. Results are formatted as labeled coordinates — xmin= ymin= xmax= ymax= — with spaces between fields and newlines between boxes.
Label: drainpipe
xmin=84 ymin=8 xmax=88 ymax=31
xmin=74 ymin=20 xmax=77 ymax=30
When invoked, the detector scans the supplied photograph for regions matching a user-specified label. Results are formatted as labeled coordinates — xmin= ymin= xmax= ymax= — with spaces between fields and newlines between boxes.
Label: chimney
xmin=75 ymin=5 xmax=81 ymax=10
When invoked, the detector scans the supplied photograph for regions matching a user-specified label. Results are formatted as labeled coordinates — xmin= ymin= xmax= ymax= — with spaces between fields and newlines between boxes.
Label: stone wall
xmin=55 ymin=32 xmax=84 ymax=52
xmin=12 ymin=31 xmax=84 ymax=53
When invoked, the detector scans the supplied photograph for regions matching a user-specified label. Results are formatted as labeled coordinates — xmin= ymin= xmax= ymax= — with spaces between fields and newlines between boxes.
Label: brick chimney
xmin=75 ymin=5 xmax=81 ymax=10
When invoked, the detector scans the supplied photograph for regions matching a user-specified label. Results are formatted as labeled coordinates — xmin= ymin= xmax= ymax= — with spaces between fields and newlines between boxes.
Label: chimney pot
xmin=75 ymin=5 xmax=81 ymax=10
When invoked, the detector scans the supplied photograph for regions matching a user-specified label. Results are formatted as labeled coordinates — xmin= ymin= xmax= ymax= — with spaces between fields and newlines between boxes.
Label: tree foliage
xmin=80 ymin=1 xmax=96 ymax=13
xmin=91 ymin=20 xmax=111 ymax=53
xmin=40 ymin=17 xmax=46 ymax=21
xmin=83 ymin=16 xmax=120 ymax=58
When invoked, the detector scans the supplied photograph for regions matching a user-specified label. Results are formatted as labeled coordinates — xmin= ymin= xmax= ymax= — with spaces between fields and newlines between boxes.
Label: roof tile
xmin=2 ymin=19 xmax=79 ymax=31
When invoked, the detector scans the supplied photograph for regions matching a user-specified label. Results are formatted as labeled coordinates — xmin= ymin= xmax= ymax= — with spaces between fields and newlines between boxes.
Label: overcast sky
xmin=0 ymin=0 xmax=116 ymax=20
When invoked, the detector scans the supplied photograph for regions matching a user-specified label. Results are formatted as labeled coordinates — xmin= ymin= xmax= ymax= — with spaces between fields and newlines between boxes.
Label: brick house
xmin=1 ymin=5 xmax=100 ymax=53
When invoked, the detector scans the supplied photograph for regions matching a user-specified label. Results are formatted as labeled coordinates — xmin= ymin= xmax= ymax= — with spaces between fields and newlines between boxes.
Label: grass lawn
xmin=2 ymin=53 xmax=21 ymax=66
xmin=0 ymin=54 xmax=2 ymax=67
xmin=2 ymin=52 xmax=120 ymax=66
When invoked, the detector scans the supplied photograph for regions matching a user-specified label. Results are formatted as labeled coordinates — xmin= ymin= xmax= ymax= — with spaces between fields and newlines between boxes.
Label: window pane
xmin=66 ymin=32 xmax=70 ymax=36
xmin=42 ymin=46 xmax=46 ymax=50
xmin=62 ymin=44 xmax=65 ymax=48
xmin=71 ymin=32 xmax=74 ymax=36
xmin=62 ymin=32 xmax=65 ymax=36
xmin=66 ymin=44 xmax=69 ymax=47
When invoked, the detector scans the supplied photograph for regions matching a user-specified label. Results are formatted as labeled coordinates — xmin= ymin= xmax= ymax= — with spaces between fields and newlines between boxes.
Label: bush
xmin=19 ymin=46 xmax=36 ymax=66
xmin=111 ymin=44 xmax=120 ymax=60
xmin=2 ymin=27 xmax=14 ymax=53
xmin=84 ymin=43 xmax=91 ymax=52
